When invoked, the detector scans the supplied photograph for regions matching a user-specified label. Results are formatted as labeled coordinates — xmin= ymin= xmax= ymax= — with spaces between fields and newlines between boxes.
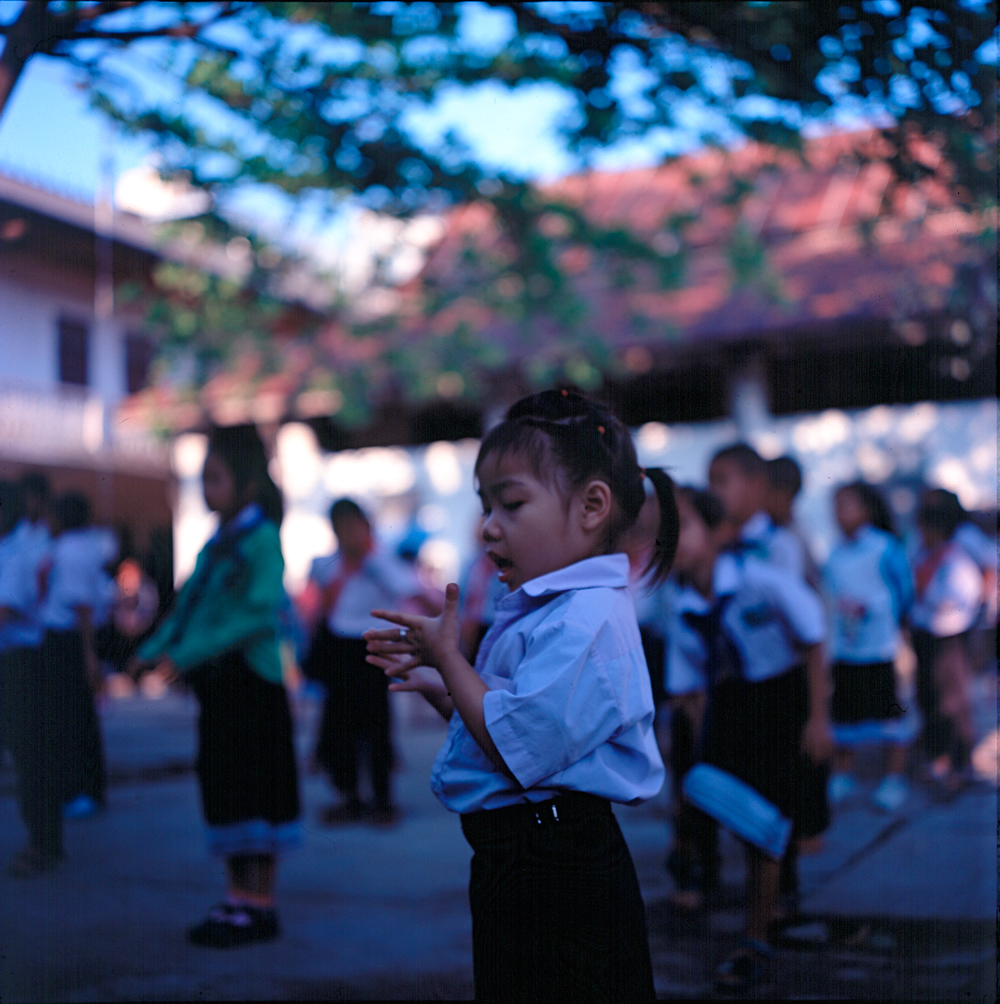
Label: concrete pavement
xmin=1 ymin=681 xmax=996 ymax=1001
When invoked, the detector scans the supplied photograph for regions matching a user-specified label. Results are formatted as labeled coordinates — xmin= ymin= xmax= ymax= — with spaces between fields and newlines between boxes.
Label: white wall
xmin=168 ymin=398 xmax=997 ymax=596
xmin=0 ymin=276 xmax=127 ymax=402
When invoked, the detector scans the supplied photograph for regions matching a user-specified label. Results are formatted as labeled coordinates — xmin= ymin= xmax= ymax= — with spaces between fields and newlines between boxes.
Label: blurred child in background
xmin=909 ymin=490 xmax=983 ymax=793
xmin=824 ymin=482 xmax=915 ymax=812
xmin=131 ymin=425 xmax=300 ymax=948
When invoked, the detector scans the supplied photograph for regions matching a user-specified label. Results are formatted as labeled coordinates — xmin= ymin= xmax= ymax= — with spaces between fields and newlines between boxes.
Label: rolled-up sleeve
xmin=483 ymin=616 xmax=629 ymax=790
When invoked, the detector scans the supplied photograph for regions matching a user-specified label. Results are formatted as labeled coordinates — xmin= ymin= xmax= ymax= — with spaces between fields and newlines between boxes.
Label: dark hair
xmin=329 ymin=498 xmax=369 ymax=528
xmin=677 ymin=486 xmax=727 ymax=531
xmin=206 ymin=424 xmax=283 ymax=526
xmin=838 ymin=480 xmax=896 ymax=536
xmin=711 ymin=442 xmax=765 ymax=478
xmin=918 ymin=488 xmax=964 ymax=540
xmin=766 ymin=455 xmax=802 ymax=496
xmin=0 ymin=480 xmax=23 ymax=535
xmin=476 ymin=389 xmax=678 ymax=583
xmin=641 ymin=467 xmax=679 ymax=585
xmin=55 ymin=491 xmax=91 ymax=531
xmin=20 ymin=471 xmax=51 ymax=501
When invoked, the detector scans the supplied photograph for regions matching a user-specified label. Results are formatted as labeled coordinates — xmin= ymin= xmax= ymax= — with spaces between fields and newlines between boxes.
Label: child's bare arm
xmin=365 ymin=583 xmax=514 ymax=778
xmin=801 ymin=642 xmax=833 ymax=763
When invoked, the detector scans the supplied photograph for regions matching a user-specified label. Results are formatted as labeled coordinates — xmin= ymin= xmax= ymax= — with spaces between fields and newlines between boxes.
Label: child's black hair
xmin=206 ymin=424 xmax=284 ymax=526
xmin=839 ymin=480 xmax=897 ymax=536
xmin=677 ymin=486 xmax=727 ymax=532
xmin=917 ymin=488 xmax=964 ymax=540
xmin=0 ymin=480 xmax=23 ymax=535
xmin=766 ymin=455 xmax=803 ymax=496
xmin=476 ymin=389 xmax=678 ymax=583
xmin=329 ymin=497 xmax=369 ymax=528
xmin=711 ymin=442 xmax=766 ymax=479
xmin=55 ymin=492 xmax=91 ymax=531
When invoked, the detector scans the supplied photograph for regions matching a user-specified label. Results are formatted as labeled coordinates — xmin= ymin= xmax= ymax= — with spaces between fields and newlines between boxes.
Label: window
xmin=58 ymin=317 xmax=89 ymax=386
xmin=125 ymin=333 xmax=155 ymax=394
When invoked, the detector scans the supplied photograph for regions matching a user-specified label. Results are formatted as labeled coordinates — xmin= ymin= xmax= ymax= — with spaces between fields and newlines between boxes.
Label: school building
xmin=0 ymin=170 xmax=172 ymax=567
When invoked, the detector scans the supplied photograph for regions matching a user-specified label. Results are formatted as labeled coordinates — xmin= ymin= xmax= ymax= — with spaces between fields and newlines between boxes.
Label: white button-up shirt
xmin=713 ymin=551 xmax=826 ymax=683
xmin=823 ymin=525 xmax=913 ymax=664
xmin=0 ymin=527 xmax=45 ymax=649
xmin=430 ymin=554 xmax=665 ymax=814
xmin=310 ymin=549 xmax=421 ymax=638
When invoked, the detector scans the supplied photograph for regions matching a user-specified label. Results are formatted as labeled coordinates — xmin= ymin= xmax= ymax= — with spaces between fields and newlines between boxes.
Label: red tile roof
xmin=404 ymin=130 xmax=994 ymax=357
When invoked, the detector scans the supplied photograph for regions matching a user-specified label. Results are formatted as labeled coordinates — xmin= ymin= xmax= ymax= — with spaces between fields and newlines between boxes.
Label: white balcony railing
xmin=0 ymin=380 xmax=168 ymax=472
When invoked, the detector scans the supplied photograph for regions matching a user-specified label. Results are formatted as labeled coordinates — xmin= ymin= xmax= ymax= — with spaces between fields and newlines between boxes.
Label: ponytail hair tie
xmin=597 ymin=425 xmax=605 ymax=434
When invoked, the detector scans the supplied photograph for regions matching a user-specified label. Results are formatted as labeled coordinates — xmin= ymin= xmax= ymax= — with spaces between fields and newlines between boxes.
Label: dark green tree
xmin=2 ymin=1 xmax=995 ymax=421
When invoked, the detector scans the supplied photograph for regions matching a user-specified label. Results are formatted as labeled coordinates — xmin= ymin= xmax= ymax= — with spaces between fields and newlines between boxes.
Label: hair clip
xmin=561 ymin=389 xmax=568 ymax=396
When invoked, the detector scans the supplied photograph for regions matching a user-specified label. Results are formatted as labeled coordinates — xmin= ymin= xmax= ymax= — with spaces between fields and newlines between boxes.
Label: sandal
xmin=715 ymin=937 xmax=773 ymax=994
xmin=186 ymin=903 xmax=280 ymax=948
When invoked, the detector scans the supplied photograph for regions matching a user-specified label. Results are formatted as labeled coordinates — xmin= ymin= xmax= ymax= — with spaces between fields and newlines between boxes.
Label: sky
xmin=0 ymin=1 xmax=735 ymax=220
xmin=0 ymin=1 xmax=993 ymax=243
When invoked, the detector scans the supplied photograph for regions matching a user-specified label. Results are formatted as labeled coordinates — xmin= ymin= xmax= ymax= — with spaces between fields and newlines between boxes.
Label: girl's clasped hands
xmin=364 ymin=581 xmax=461 ymax=704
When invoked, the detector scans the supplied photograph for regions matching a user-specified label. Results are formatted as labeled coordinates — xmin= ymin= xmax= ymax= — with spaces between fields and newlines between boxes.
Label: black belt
xmin=461 ymin=791 xmax=611 ymax=843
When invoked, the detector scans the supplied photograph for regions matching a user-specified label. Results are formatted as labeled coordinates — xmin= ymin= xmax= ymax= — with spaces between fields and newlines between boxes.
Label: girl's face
xmin=673 ymin=496 xmax=715 ymax=577
xmin=476 ymin=450 xmax=602 ymax=591
xmin=202 ymin=451 xmax=241 ymax=520
xmin=835 ymin=488 xmax=868 ymax=538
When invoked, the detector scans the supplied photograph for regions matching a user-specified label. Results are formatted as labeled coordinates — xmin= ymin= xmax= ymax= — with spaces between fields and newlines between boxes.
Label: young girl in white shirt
xmin=365 ymin=390 xmax=678 ymax=1003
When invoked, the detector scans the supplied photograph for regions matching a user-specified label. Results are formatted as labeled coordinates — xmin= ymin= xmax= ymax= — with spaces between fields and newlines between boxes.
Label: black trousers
xmin=42 ymin=629 xmax=107 ymax=806
xmin=461 ymin=793 xmax=656 ymax=1003
xmin=912 ymin=628 xmax=969 ymax=765
xmin=305 ymin=628 xmax=393 ymax=806
xmin=3 ymin=646 xmax=69 ymax=857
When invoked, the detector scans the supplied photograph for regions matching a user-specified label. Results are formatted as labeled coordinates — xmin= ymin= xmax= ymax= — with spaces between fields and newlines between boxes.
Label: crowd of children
xmin=0 ymin=398 xmax=995 ymax=997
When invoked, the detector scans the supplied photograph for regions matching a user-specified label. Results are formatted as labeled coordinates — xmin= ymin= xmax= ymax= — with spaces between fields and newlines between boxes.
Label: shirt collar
xmin=211 ymin=502 xmax=263 ymax=543
xmin=519 ymin=553 xmax=630 ymax=598
xmin=741 ymin=511 xmax=773 ymax=543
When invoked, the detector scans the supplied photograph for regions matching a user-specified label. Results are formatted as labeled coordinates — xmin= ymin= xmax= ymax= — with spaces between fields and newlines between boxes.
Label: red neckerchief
xmin=914 ymin=543 xmax=947 ymax=600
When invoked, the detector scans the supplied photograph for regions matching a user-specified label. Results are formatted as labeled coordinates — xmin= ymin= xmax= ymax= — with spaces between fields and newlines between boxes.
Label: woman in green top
xmin=130 ymin=425 xmax=300 ymax=948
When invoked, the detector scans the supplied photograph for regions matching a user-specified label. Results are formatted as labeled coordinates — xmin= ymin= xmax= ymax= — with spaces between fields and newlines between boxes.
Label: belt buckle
xmin=533 ymin=801 xmax=559 ymax=825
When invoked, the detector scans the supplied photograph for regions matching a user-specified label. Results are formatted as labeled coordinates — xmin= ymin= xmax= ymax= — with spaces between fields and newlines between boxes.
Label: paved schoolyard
xmin=1 ymin=683 xmax=995 ymax=1000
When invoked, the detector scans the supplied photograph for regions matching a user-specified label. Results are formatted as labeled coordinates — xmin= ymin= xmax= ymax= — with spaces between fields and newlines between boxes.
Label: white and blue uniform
xmin=688 ymin=549 xmax=826 ymax=830
xmin=910 ymin=542 xmax=982 ymax=639
xmin=825 ymin=526 xmax=913 ymax=665
xmin=823 ymin=526 xmax=916 ymax=745
xmin=431 ymin=554 xmax=664 ymax=814
xmin=663 ymin=580 xmax=710 ymax=697
xmin=0 ymin=526 xmax=45 ymax=652
xmin=442 ymin=553 xmax=662 ymax=1002
xmin=741 ymin=511 xmax=808 ymax=581
xmin=711 ymin=549 xmax=826 ymax=682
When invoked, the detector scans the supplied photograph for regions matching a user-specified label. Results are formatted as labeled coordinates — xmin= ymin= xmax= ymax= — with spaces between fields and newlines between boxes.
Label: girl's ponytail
xmin=642 ymin=467 xmax=679 ymax=585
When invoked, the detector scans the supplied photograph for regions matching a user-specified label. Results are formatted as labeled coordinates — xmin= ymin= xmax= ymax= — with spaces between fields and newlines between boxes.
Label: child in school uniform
xmin=659 ymin=489 xmax=725 ymax=913
xmin=130 ymin=425 xmax=300 ymax=948
xmin=824 ymin=482 xmax=915 ymax=812
xmin=1 ymin=482 xmax=56 ymax=876
xmin=672 ymin=485 xmax=833 ymax=992
xmin=710 ymin=443 xmax=806 ymax=579
xmin=301 ymin=498 xmax=427 ymax=826
xmin=365 ymin=390 xmax=678 ymax=1003
xmin=909 ymin=489 xmax=983 ymax=792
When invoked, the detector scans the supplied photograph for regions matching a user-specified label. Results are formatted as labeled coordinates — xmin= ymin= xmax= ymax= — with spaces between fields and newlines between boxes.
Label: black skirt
xmin=187 ymin=651 xmax=301 ymax=856
xmin=831 ymin=660 xmax=902 ymax=724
